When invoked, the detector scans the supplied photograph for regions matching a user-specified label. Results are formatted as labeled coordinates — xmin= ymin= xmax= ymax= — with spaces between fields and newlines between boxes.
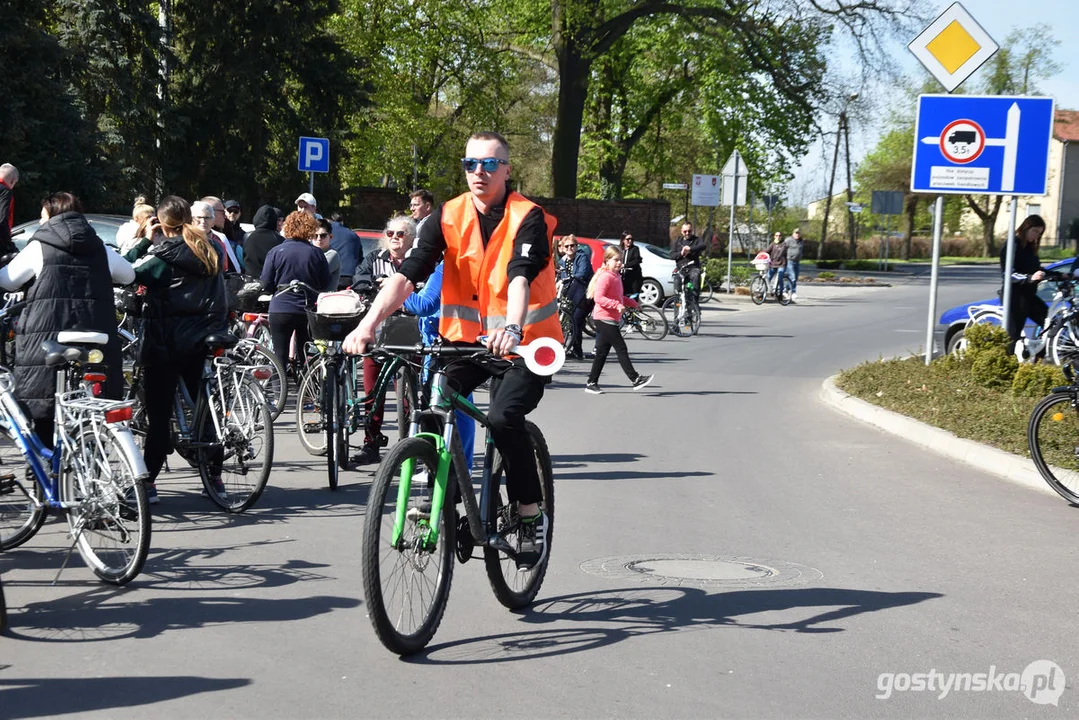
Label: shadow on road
xmin=646 ymin=390 xmax=757 ymax=397
xmin=697 ymin=332 xmax=794 ymax=339
xmin=413 ymin=585 xmax=942 ymax=664
xmin=0 ymin=675 xmax=251 ymax=719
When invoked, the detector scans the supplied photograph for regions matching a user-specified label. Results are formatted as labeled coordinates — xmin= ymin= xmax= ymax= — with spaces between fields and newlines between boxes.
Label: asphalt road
xmin=4 ymin=265 xmax=1076 ymax=719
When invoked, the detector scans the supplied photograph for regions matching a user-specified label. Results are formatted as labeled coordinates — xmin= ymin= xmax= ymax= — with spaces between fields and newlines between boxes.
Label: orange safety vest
xmin=439 ymin=191 xmax=563 ymax=346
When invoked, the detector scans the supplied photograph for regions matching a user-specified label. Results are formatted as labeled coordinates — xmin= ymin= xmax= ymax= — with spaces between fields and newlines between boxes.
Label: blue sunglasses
xmin=461 ymin=157 xmax=508 ymax=174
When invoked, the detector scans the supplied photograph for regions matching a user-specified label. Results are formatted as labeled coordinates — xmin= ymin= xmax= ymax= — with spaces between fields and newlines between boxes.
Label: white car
xmin=599 ymin=239 xmax=677 ymax=305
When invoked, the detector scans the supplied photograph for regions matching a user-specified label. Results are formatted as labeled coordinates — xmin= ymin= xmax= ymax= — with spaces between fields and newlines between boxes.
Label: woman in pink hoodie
xmin=585 ymin=246 xmax=655 ymax=394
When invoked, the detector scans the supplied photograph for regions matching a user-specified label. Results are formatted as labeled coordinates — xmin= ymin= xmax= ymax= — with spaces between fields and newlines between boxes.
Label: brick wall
xmin=347 ymin=187 xmax=672 ymax=246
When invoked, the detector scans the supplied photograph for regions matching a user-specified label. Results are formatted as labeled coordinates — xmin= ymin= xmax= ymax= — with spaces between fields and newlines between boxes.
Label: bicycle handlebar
xmin=365 ymin=338 xmax=565 ymax=376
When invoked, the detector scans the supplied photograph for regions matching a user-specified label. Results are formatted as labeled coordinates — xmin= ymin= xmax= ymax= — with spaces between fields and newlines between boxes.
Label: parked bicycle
xmin=662 ymin=266 xmax=702 ymax=336
xmin=124 ymin=326 xmax=274 ymax=513
xmin=1027 ymin=378 xmax=1079 ymax=504
xmin=361 ymin=338 xmax=562 ymax=655
xmin=0 ymin=323 xmax=150 ymax=585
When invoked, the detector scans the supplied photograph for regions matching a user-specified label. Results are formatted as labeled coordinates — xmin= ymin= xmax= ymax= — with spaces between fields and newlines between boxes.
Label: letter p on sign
xmin=298 ymin=136 xmax=330 ymax=173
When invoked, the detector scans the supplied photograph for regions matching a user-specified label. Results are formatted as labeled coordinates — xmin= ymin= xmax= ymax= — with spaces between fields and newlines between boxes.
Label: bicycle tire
xmin=230 ymin=341 xmax=287 ymax=421
xmin=196 ymin=378 xmax=274 ymax=513
xmin=62 ymin=422 xmax=151 ymax=585
xmin=699 ymin=281 xmax=715 ymax=304
xmin=778 ymin=276 xmax=794 ymax=306
xmin=750 ymin=276 xmax=766 ymax=305
xmin=361 ymin=436 xmax=456 ymax=656
xmin=583 ymin=315 xmax=596 ymax=338
xmin=559 ymin=310 xmax=574 ymax=349
xmin=0 ymin=433 xmax=46 ymax=551
xmin=629 ymin=305 xmax=668 ymax=341
xmin=324 ymin=359 xmax=340 ymax=491
xmin=395 ymin=364 xmax=414 ymax=442
xmin=1029 ymin=390 xmax=1079 ymax=504
xmin=1047 ymin=316 xmax=1079 ymax=367
xmin=484 ymin=421 xmax=554 ymax=610
xmin=296 ymin=357 xmax=328 ymax=456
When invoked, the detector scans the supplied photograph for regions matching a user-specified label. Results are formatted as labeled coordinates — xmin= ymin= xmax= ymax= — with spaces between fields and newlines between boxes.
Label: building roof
xmin=1055 ymin=109 xmax=1079 ymax=142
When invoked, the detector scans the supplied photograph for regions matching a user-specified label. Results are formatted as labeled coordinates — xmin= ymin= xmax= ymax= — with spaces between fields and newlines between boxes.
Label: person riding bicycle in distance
xmin=670 ymin=222 xmax=706 ymax=301
xmin=343 ymin=130 xmax=561 ymax=571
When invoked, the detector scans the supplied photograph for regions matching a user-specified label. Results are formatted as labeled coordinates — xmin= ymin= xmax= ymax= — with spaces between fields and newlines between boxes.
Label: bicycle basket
xmin=376 ymin=312 xmax=421 ymax=346
xmin=307 ymin=310 xmax=363 ymax=342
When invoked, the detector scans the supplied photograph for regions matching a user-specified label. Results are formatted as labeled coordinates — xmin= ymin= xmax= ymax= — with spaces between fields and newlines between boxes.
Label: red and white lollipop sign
xmin=939 ymin=119 xmax=986 ymax=164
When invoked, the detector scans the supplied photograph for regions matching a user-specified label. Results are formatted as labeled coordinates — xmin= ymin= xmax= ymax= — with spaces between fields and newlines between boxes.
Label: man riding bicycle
xmin=670 ymin=222 xmax=706 ymax=301
xmin=343 ymin=130 xmax=561 ymax=570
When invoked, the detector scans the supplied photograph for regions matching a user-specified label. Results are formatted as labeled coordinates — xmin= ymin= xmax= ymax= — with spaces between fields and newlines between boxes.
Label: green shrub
xmin=704 ymin=258 xmax=755 ymax=287
xmin=1011 ymin=363 xmax=1067 ymax=397
xmin=971 ymin=348 xmax=1018 ymax=389
xmin=964 ymin=322 xmax=1011 ymax=355
xmin=841 ymin=260 xmax=893 ymax=271
xmin=816 ymin=260 xmax=841 ymax=270
xmin=817 ymin=271 xmax=836 ymax=280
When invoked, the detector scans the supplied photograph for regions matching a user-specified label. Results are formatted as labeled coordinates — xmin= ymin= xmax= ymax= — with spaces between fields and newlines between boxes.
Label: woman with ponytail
xmin=124 ymin=195 xmax=227 ymax=503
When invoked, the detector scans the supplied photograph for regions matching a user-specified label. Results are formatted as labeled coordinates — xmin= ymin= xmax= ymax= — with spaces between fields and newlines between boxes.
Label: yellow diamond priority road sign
xmin=908 ymin=2 xmax=998 ymax=92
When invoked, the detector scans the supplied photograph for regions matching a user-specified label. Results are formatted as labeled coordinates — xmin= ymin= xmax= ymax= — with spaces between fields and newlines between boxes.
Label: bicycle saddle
xmin=41 ymin=339 xmax=88 ymax=367
xmin=204 ymin=333 xmax=239 ymax=350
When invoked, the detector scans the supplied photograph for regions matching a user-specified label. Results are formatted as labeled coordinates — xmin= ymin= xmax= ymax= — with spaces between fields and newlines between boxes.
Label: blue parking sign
xmin=298 ymin=136 xmax=330 ymax=173
xmin=911 ymin=95 xmax=1054 ymax=196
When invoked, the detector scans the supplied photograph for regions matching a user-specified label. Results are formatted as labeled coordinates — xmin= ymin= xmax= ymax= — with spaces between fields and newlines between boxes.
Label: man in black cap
xmin=222 ymin=199 xmax=245 ymax=249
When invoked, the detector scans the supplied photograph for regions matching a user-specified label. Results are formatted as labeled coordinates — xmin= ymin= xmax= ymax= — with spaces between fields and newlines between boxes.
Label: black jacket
xmin=261 ymin=237 xmax=330 ymax=314
xmin=671 ymin=234 xmax=706 ymax=270
xmin=355 ymin=248 xmax=406 ymax=296
xmin=1000 ymin=237 xmax=1044 ymax=301
xmin=15 ymin=212 xmax=121 ymax=420
xmin=622 ymin=244 xmax=642 ymax=278
xmin=242 ymin=205 xmax=284 ymax=279
xmin=140 ymin=237 xmax=228 ymax=365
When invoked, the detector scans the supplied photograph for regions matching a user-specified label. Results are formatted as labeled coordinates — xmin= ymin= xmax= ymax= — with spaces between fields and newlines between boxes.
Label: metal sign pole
xmin=1001 ymin=197 xmax=1019 ymax=335
xmin=309 ymin=172 xmax=314 ymax=196
xmin=726 ymin=156 xmax=739 ymax=294
xmin=924 ymin=196 xmax=944 ymax=365
xmin=884 ymin=214 xmax=890 ymax=268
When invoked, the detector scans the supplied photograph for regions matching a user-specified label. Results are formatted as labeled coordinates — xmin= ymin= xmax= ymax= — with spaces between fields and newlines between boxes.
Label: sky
xmin=787 ymin=0 xmax=1078 ymax=206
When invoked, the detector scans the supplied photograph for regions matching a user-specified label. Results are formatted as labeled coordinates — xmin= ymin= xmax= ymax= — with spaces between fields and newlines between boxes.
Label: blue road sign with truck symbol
xmin=911 ymin=95 xmax=1054 ymax=196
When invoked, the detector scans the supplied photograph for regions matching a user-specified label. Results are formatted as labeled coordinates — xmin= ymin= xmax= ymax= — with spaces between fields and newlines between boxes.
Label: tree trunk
xmin=551 ymin=41 xmax=590 ymax=198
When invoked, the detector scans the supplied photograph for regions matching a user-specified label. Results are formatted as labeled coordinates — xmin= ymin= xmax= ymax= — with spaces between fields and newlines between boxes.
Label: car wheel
xmin=638 ymin=279 xmax=662 ymax=306
xmin=946 ymin=327 xmax=966 ymax=355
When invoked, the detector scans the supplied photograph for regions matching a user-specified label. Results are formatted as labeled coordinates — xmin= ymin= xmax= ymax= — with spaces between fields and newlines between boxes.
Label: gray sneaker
xmin=631 ymin=374 xmax=654 ymax=391
xmin=584 ymin=382 xmax=603 ymax=395
xmin=516 ymin=511 xmax=548 ymax=571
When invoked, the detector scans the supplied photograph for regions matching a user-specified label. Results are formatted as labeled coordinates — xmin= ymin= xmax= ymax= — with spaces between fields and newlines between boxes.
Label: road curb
xmin=819 ymin=374 xmax=1055 ymax=498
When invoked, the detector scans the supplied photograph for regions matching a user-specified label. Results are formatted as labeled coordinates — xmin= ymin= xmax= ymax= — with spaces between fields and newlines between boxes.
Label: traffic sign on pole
xmin=908 ymin=2 xmax=998 ymax=92
xmin=662 ymin=182 xmax=688 ymax=190
xmin=298 ymin=137 xmax=330 ymax=173
xmin=911 ymin=95 xmax=1055 ymax=196
xmin=720 ymin=151 xmax=748 ymax=207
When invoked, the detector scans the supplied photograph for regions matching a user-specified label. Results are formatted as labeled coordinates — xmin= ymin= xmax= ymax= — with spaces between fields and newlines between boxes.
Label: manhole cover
xmin=580 ymin=554 xmax=822 ymax=588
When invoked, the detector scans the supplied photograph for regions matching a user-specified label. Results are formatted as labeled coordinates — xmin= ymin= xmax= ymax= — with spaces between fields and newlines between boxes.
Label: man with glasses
xmin=313 ymin=219 xmax=340 ymax=291
xmin=191 ymin=200 xmax=240 ymax=272
xmin=344 ymin=131 xmax=560 ymax=571
xmin=295 ymin=193 xmax=318 ymax=218
xmin=784 ymin=228 xmax=803 ymax=302
xmin=670 ymin=221 xmax=706 ymax=302
xmin=409 ymin=189 xmax=434 ymax=232
xmin=200 ymin=196 xmax=243 ymax=272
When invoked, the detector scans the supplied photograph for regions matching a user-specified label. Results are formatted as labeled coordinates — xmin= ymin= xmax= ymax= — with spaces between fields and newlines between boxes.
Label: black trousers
xmin=566 ymin=279 xmax=588 ymax=354
xmin=144 ymin=355 xmax=204 ymax=483
xmin=674 ymin=266 xmax=702 ymax=301
xmin=587 ymin=320 xmax=638 ymax=384
xmin=442 ymin=353 xmax=546 ymax=505
xmin=1005 ymin=293 xmax=1048 ymax=343
xmin=269 ymin=312 xmax=310 ymax=371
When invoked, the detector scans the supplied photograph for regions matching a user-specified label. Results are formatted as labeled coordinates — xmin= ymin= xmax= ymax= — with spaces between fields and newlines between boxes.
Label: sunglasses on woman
xmin=314 ymin=232 xmax=332 ymax=239
xmin=385 ymin=229 xmax=409 ymax=238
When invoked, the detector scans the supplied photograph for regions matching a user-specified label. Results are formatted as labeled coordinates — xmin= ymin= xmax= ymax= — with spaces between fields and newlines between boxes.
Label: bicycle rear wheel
xmin=394 ymin=364 xmax=415 ymax=442
xmin=296 ymin=357 xmax=328 ymax=456
xmin=0 ymin=433 xmax=46 ymax=551
xmin=627 ymin=305 xmax=668 ymax=341
xmin=362 ymin=436 xmax=456 ymax=655
xmin=699 ymin=281 xmax=715 ymax=304
xmin=230 ymin=340 xmax=287 ymax=421
xmin=323 ymin=359 xmax=340 ymax=491
xmin=196 ymin=378 xmax=274 ymax=512
xmin=1029 ymin=390 xmax=1079 ymax=504
xmin=62 ymin=423 xmax=151 ymax=585
xmin=750 ymin=276 xmax=766 ymax=304
xmin=484 ymin=421 xmax=554 ymax=609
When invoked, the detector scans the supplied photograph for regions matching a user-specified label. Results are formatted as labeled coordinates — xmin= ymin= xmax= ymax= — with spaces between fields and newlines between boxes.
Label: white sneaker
xmin=1014 ymin=339 xmax=1029 ymax=363
xmin=791 ymin=292 xmax=797 ymax=301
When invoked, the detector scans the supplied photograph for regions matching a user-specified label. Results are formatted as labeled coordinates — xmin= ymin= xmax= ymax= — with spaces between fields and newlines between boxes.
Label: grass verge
xmin=836 ymin=355 xmax=1053 ymax=458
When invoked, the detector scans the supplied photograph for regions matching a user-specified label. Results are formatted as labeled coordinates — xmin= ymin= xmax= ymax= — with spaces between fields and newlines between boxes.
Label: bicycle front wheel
xmin=750 ymin=276 xmax=766 ymax=304
xmin=484 ymin=421 xmax=554 ymax=610
xmin=1029 ymin=391 xmax=1079 ymax=504
xmin=631 ymin=305 xmax=668 ymax=341
xmin=62 ymin=423 xmax=151 ymax=585
xmin=196 ymin=378 xmax=274 ymax=512
xmin=362 ymin=436 xmax=456 ymax=655
xmin=0 ymin=433 xmax=46 ymax=551
xmin=394 ymin=364 xmax=415 ymax=442
xmin=296 ymin=357 xmax=328 ymax=456
xmin=323 ymin=359 xmax=340 ymax=491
